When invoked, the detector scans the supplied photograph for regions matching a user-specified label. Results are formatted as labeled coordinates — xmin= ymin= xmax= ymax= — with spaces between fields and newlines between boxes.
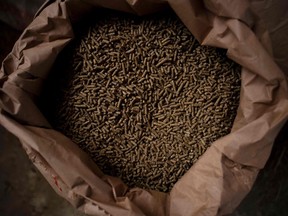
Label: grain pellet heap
xmin=1 ymin=1 xmax=288 ymax=215
xmin=41 ymin=11 xmax=241 ymax=192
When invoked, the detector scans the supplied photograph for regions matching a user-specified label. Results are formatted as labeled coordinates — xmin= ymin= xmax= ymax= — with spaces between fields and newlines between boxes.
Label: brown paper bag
xmin=1 ymin=0 xmax=287 ymax=215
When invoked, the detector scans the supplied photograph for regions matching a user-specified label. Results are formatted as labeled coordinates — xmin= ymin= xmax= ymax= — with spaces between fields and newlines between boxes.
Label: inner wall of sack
xmin=38 ymin=9 xmax=241 ymax=192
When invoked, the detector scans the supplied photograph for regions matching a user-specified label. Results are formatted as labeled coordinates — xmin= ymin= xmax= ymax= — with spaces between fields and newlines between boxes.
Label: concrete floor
xmin=0 ymin=16 xmax=288 ymax=216
xmin=0 ymin=126 xmax=86 ymax=216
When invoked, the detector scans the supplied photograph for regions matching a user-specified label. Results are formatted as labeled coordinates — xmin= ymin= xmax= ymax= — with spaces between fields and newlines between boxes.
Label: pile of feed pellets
xmin=42 ymin=11 xmax=241 ymax=192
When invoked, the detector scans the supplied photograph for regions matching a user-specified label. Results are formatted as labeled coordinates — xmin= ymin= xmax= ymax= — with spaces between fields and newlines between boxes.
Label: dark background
xmin=0 ymin=1 xmax=287 ymax=215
